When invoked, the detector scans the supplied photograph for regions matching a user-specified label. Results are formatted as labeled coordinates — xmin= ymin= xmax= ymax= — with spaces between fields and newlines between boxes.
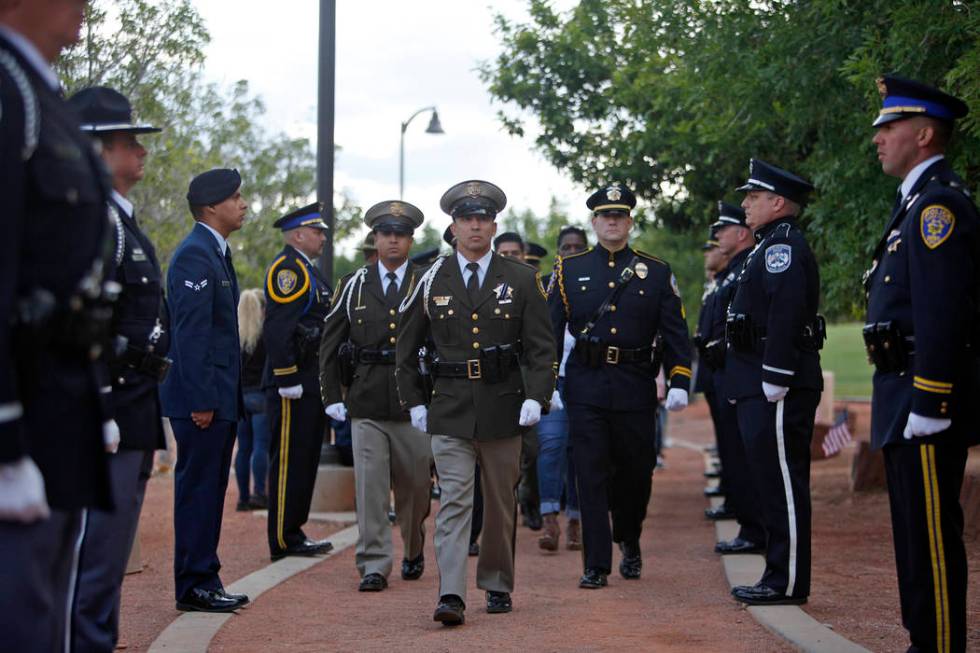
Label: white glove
xmin=519 ymin=399 xmax=542 ymax=426
xmin=325 ymin=402 xmax=347 ymax=422
xmin=903 ymin=413 xmax=951 ymax=440
xmin=549 ymin=390 xmax=564 ymax=412
xmin=278 ymin=384 xmax=304 ymax=400
xmin=410 ymin=405 xmax=428 ymax=433
xmin=762 ymin=382 xmax=789 ymax=403
xmin=103 ymin=419 xmax=120 ymax=454
xmin=0 ymin=458 xmax=50 ymax=523
xmin=665 ymin=388 xmax=688 ymax=412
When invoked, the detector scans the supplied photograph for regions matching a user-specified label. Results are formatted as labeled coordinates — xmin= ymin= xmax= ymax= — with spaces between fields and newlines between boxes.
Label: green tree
xmin=57 ymin=0 xmax=362 ymax=289
xmin=482 ymin=0 xmax=980 ymax=319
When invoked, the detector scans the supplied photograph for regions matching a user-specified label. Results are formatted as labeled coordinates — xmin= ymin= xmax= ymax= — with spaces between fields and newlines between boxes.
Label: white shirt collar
xmin=378 ymin=259 xmax=408 ymax=287
xmin=198 ymin=221 xmax=228 ymax=255
xmin=901 ymin=154 xmax=944 ymax=200
xmin=0 ymin=26 xmax=60 ymax=91
xmin=456 ymin=249 xmax=493 ymax=277
xmin=111 ymin=191 xmax=133 ymax=219
xmin=293 ymin=247 xmax=313 ymax=266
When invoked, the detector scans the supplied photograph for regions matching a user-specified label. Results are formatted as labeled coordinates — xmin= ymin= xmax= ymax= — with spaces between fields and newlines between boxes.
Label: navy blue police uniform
xmin=863 ymin=76 xmax=977 ymax=653
xmin=703 ymin=205 xmax=765 ymax=553
xmin=263 ymin=203 xmax=334 ymax=560
xmin=549 ymin=185 xmax=692 ymax=585
xmin=724 ymin=160 xmax=823 ymax=605
xmin=160 ymin=169 xmax=246 ymax=611
xmin=0 ymin=30 xmax=114 ymax=651
xmin=67 ymin=86 xmax=172 ymax=652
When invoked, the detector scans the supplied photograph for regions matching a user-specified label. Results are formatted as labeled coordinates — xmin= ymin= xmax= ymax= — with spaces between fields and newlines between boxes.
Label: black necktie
xmin=466 ymin=262 xmax=480 ymax=303
xmin=225 ymin=247 xmax=239 ymax=299
xmin=384 ymin=271 xmax=398 ymax=306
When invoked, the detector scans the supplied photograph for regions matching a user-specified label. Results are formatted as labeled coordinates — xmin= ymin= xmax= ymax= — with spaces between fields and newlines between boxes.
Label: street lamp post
xmin=399 ymin=106 xmax=444 ymax=199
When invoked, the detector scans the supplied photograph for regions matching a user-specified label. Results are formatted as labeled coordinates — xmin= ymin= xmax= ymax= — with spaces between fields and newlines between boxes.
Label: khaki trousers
xmin=430 ymin=434 xmax=522 ymax=602
xmin=352 ymin=418 xmax=433 ymax=578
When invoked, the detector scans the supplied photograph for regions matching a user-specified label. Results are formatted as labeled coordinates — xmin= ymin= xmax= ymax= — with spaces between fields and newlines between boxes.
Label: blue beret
xmin=187 ymin=169 xmax=241 ymax=206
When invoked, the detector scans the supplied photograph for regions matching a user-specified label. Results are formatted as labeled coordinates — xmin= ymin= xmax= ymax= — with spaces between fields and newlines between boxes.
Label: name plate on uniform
xmin=131 ymin=248 xmax=147 ymax=262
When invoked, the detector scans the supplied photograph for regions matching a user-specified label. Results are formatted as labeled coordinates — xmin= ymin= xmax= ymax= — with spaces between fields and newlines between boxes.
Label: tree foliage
xmin=57 ymin=0 xmax=362 ymax=289
xmin=481 ymin=0 xmax=980 ymax=319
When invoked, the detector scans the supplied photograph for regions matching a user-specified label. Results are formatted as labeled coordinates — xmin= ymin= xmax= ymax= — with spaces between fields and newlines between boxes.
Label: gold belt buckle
xmin=466 ymin=359 xmax=482 ymax=379
xmin=605 ymin=346 xmax=620 ymax=365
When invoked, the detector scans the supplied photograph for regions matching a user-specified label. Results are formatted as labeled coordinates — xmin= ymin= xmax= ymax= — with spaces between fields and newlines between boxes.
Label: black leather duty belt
xmin=357 ymin=348 xmax=396 ymax=365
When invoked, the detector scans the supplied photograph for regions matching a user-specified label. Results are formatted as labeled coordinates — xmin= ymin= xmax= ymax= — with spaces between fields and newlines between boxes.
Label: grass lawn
xmin=822 ymin=322 xmax=873 ymax=399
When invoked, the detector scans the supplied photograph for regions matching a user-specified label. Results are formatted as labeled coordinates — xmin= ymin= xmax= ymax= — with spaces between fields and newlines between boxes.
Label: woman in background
xmin=236 ymin=289 xmax=271 ymax=510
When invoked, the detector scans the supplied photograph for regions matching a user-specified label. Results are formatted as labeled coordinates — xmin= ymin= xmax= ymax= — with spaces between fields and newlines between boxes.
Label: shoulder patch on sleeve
xmin=920 ymin=204 xmax=955 ymax=249
xmin=670 ymin=273 xmax=681 ymax=297
xmin=267 ymin=256 xmax=310 ymax=303
xmin=765 ymin=243 xmax=792 ymax=273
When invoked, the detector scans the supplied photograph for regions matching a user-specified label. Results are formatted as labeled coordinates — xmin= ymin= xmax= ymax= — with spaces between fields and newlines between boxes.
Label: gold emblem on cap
xmin=606 ymin=187 xmax=622 ymax=201
xmin=876 ymin=77 xmax=887 ymax=99
xmin=635 ymin=261 xmax=648 ymax=279
xmin=390 ymin=202 xmax=405 ymax=216
xmin=466 ymin=182 xmax=482 ymax=198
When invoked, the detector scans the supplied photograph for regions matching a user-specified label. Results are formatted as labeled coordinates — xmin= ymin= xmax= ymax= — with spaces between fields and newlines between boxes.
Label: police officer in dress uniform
xmin=68 ymin=86 xmax=172 ymax=653
xmin=395 ymin=180 xmax=556 ymax=625
xmin=161 ymin=169 xmax=249 ymax=612
xmin=0 ymin=5 xmax=115 ymax=648
xmin=320 ymin=200 xmax=432 ymax=592
xmin=864 ymin=76 xmax=977 ymax=653
xmin=263 ymin=203 xmax=335 ymax=560
xmin=725 ymin=159 xmax=823 ymax=606
xmin=704 ymin=204 xmax=766 ymax=555
xmin=549 ymin=184 xmax=693 ymax=589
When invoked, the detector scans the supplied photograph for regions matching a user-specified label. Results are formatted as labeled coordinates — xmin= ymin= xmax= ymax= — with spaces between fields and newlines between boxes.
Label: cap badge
xmin=390 ymin=202 xmax=405 ymax=216
xmin=606 ymin=187 xmax=622 ymax=201
xmin=466 ymin=182 xmax=482 ymax=198
xmin=876 ymin=77 xmax=888 ymax=99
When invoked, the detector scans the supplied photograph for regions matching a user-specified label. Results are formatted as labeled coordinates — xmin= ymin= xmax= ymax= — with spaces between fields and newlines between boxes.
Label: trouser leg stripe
xmin=774 ymin=398 xmax=798 ymax=596
xmin=276 ymin=397 xmax=291 ymax=550
xmin=920 ymin=444 xmax=950 ymax=653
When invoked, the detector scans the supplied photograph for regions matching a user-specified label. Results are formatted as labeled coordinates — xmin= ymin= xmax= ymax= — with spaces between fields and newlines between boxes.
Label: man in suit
xmin=320 ymin=200 xmax=432 ymax=592
xmin=0 ymin=3 xmax=116 ymax=649
xmin=725 ymin=159 xmax=823 ymax=607
xmin=396 ymin=180 xmax=556 ymax=625
xmin=262 ymin=203 xmax=334 ymax=561
xmin=160 ymin=168 xmax=248 ymax=613
xmin=67 ymin=85 xmax=172 ymax=652
xmin=864 ymin=76 xmax=977 ymax=653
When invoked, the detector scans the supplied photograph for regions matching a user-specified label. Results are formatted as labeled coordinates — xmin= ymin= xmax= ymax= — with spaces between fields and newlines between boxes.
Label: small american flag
xmin=822 ymin=409 xmax=853 ymax=457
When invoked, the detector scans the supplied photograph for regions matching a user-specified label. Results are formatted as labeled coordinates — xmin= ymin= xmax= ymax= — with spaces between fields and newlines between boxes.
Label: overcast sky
xmin=194 ymin=0 xmax=585 ymax=243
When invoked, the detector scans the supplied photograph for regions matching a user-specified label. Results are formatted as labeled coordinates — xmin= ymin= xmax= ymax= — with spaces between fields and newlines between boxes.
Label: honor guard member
xmin=68 ymin=86 xmax=171 ymax=652
xmin=725 ymin=160 xmax=823 ymax=606
xmin=264 ymin=203 xmax=335 ymax=560
xmin=550 ymin=184 xmax=692 ymax=589
xmin=319 ymin=200 xmax=432 ymax=593
xmin=395 ymin=180 xmax=556 ymax=625
xmin=361 ymin=232 xmax=379 ymax=266
xmin=161 ymin=169 xmax=249 ymax=612
xmin=524 ymin=242 xmax=547 ymax=271
xmin=865 ymin=76 xmax=976 ymax=653
xmin=704 ymin=204 xmax=766 ymax=555
xmin=0 ymin=6 xmax=116 ymax=648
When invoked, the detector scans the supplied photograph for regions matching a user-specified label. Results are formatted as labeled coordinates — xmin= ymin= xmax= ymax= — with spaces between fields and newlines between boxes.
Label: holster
xmin=294 ymin=323 xmax=322 ymax=365
xmin=574 ymin=333 xmax=606 ymax=368
xmin=702 ymin=339 xmax=726 ymax=370
xmin=338 ymin=341 xmax=358 ymax=386
xmin=113 ymin=343 xmax=172 ymax=383
xmin=862 ymin=321 xmax=911 ymax=373
xmin=725 ymin=313 xmax=758 ymax=353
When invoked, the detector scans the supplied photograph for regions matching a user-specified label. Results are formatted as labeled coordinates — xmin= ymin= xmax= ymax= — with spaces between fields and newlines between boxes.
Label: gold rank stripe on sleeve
xmin=669 ymin=365 xmax=692 ymax=379
xmin=913 ymin=376 xmax=953 ymax=394
xmin=919 ymin=444 xmax=951 ymax=653
xmin=267 ymin=256 xmax=311 ymax=303
xmin=273 ymin=365 xmax=299 ymax=376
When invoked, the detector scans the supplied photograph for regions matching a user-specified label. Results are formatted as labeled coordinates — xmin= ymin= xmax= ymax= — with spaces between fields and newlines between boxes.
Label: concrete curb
xmin=675 ymin=438 xmax=871 ymax=653
xmin=148 ymin=524 xmax=359 ymax=652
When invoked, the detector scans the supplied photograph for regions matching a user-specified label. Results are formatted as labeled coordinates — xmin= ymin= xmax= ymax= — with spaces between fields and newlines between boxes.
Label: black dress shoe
xmin=401 ymin=554 xmax=424 ymax=580
xmin=248 ymin=494 xmax=268 ymax=510
xmin=705 ymin=505 xmax=735 ymax=520
xmin=358 ymin=573 xmax=388 ymax=592
xmin=714 ymin=537 xmax=764 ymax=555
xmin=703 ymin=485 xmax=724 ymax=497
xmin=176 ymin=588 xmax=242 ymax=613
xmin=731 ymin=583 xmax=807 ymax=605
xmin=486 ymin=591 xmax=512 ymax=614
xmin=618 ymin=540 xmax=642 ymax=579
xmin=236 ymin=500 xmax=250 ymax=512
xmin=468 ymin=541 xmax=480 ymax=557
xmin=270 ymin=539 xmax=333 ymax=561
xmin=578 ymin=569 xmax=608 ymax=589
xmin=217 ymin=588 xmax=249 ymax=606
xmin=433 ymin=594 xmax=465 ymax=625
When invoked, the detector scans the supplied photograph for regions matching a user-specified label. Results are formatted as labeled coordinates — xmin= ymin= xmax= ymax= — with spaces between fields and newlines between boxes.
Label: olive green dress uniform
xmin=319 ymin=200 xmax=433 ymax=584
xmin=263 ymin=205 xmax=333 ymax=559
xmin=395 ymin=181 xmax=556 ymax=607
